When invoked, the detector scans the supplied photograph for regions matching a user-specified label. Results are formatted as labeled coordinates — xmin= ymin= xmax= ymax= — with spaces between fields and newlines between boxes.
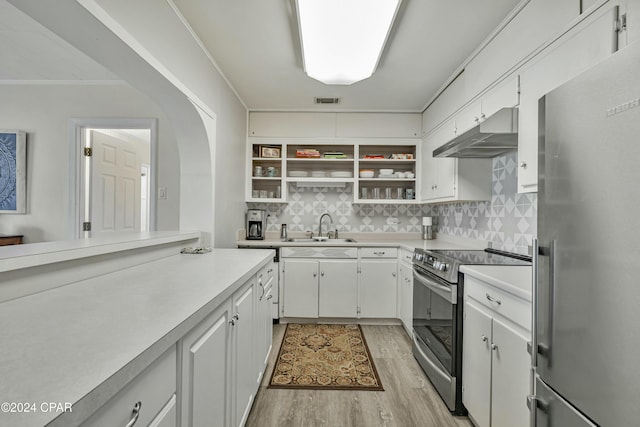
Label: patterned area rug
xmin=268 ymin=324 xmax=383 ymax=391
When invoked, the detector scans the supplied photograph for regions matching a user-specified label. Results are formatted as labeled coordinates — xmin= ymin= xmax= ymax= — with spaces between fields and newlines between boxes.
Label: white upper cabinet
xmin=464 ymin=0 xmax=579 ymax=100
xmin=336 ymin=113 xmax=422 ymax=138
xmin=249 ymin=112 xmax=336 ymax=137
xmin=422 ymin=71 xmax=466 ymax=136
xmin=517 ymin=5 xmax=619 ymax=192
xmin=249 ymin=112 xmax=422 ymax=138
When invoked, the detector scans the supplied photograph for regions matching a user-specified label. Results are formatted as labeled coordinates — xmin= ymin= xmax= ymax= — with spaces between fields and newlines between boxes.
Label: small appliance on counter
xmin=246 ymin=209 xmax=267 ymax=240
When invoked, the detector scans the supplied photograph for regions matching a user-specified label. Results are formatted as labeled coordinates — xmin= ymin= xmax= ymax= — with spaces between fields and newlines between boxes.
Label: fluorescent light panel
xmin=297 ymin=0 xmax=401 ymax=85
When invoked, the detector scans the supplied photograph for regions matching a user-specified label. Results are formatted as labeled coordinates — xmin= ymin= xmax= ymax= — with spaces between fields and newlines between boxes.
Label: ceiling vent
xmin=314 ymin=97 xmax=341 ymax=104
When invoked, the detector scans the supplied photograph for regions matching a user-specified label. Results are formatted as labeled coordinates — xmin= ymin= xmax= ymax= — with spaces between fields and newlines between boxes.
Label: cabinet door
xmin=462 ymin=301 xmax=492 ymax=427
xmin=149 ymin=395 xmax=177 ymax=427
xmin=318 ymin=260 xmax=358 ymax=317
xmin=248 ymin=112 xmax=336 ymax=137
xmin=432 ymin=156 xmax=456 ymax=199
xmin=398 ymin=263 xmax=413 ymax=335
xmin=491 ymin=318 xmax=532 ymax=427
xmin=480 ymin=75 xmax=520 ymax=118
xmin=180 ymin=303 xmax=231 ymax=427
xmin=359 ymin=260 xmax=397 ymax=318
xmin=233 ymin=282 xmax=256 ymax=427
xmin=517 ymin=6 xmax=618 ymax=192
xmin=336 ymin=113 xmax=422 ymax=137
xmin=454 ymin=99 xmax=482 ymax=135
xmin=257 ymin=277 xmax=273 ymax=378
xmin=421 ymin=120 xmax=456 ymax=201
xmin=283 ymin=259 xmax=319 ymax=318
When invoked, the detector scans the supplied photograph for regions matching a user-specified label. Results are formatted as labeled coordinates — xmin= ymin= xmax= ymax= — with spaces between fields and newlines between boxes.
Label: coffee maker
xmin=246 ymin=209 xmax=267 ymax=240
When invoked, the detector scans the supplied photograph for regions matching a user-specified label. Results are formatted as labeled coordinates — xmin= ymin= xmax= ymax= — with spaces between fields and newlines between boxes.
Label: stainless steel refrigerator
xmin=531 ymin=42 xmax=640 ymax=426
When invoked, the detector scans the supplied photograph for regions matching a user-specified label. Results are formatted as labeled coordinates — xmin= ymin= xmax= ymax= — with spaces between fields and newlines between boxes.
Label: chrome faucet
xmin=318 ymin=213 xmax=334 ymax=238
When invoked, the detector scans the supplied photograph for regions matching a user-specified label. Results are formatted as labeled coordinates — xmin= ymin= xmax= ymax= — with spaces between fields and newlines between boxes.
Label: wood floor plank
xmin=247 ymin=324 xmax=473 ymax=427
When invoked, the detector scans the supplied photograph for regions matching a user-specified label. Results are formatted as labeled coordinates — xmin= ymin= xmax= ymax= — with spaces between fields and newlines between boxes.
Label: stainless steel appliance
xmin=530 ymin=43 xmax=640 ymax=426
xmin=412 ymin=248 xmax=530 ymax=414
xmin=246 ymin=209 xmax=267 ymax=240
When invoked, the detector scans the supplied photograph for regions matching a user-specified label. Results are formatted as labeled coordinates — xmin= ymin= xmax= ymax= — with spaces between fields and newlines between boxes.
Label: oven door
xmin=412 ymin=267 xmax=457 ymax=375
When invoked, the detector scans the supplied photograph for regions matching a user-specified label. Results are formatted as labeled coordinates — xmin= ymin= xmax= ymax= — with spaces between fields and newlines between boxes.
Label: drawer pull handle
xmin=373 ymin=251 xmax=386 ymax=256
xmin=486 ymin=293 xmax=502 ymax=305
xmin=125 ymin=402 xmax=142 ymax=427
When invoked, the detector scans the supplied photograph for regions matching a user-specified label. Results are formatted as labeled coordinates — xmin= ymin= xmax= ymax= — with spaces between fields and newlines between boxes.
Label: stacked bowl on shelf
xmin=379 ymin=169 xmax=394 ymax=179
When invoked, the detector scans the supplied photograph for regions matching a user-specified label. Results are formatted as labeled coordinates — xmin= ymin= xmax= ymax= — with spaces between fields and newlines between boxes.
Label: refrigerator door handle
xmin=534 ymin=240 xmax=555 ymax=364
xmin=527 ymin=394 xmax=550 ymax=427
xmin=529 ymin=239 xmax=540 ymax=367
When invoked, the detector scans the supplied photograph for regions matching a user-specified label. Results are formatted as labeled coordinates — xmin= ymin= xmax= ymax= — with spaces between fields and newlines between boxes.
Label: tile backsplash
xmin=247 ymin=151 xmax=536 ymax=254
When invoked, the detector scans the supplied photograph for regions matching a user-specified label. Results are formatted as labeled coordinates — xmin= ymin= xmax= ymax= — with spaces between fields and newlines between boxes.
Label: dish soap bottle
xmin=280 ymin=224 xmax=288 ymax=241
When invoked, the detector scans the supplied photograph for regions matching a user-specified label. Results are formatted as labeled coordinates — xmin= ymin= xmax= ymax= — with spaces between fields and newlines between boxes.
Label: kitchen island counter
xmin=0 ymin=248 xmax=274 ymax=427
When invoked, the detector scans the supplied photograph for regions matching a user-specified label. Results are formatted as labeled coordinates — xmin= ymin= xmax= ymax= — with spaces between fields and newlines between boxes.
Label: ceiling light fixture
xmin=296 ymin=0 xmax=402 ymax=85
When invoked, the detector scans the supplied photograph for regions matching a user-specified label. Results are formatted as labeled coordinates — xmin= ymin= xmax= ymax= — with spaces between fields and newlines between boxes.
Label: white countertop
xmin=237 ymin=232 xmax=486 ymax=252
xmin=460 ymin=265 xmax=533 ymax=301
xmin=0 ymin=231 xmax=201 ymax=273
xmin=0 ymin=248 xmax=273 ymax=427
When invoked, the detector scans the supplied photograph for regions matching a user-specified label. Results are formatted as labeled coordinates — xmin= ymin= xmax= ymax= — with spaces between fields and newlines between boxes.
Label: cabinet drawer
xmin=465 ymin=276 xmax=530 ymax=331
xmin=260 ymin=261 xmax=276 ymax=287
xmin=281 ymin=247 xmax=358 ymax=258
xmin=399 ymin=248 xmax=414 ymax=265
xmin=360 ymin=247 xmax=398 ymax=258
xmin=81 ymin=347 xmax=177 ymax=427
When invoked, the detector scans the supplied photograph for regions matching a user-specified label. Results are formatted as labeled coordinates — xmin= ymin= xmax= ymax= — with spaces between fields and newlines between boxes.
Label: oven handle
xmin=413 ymin=270 xmax=456 ymax=304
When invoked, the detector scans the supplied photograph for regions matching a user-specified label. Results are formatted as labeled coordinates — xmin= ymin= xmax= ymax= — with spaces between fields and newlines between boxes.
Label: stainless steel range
xmin=411 ymin=248 xmax=531 ymax=414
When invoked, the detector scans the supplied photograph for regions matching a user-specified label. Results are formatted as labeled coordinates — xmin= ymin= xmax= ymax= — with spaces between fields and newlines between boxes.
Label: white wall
xmin=8 ymin=0 xmax=249 ymax=247
xmin=0 ymin=83 xmax=180 ymax=243
xmin=80 ymin=0 xmax=249 ymax=247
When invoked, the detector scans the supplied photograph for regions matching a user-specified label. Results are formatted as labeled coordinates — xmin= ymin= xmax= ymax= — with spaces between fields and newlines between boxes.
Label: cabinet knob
xmin=267 ymin=294 xmax=273 ymax=301
xmin=474 ymin=116 xmax=480 ymax=123
xmin=321 ymin=272 xmax=325 ymax=277
xmin=481 ymin=335 xmax=488 ymax=342
xmin=491 ymin=343 xmax=499 ymax=351
xmin=480 ymin=113 xmax=486 ymax=120
xmin=313 ymin=272 xmax=317 ymax=277
xmin=519 ymin=161 xmax=527 ymax=168
xmin=392 ymin=272 xmax=396 ymax=277
xmin=233 ymin=313 xmax=240 ymax=321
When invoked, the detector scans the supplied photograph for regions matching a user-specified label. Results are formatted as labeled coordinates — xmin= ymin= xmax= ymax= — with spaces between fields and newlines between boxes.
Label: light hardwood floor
xmin=246 ymin=324 xmax=473 ymax=427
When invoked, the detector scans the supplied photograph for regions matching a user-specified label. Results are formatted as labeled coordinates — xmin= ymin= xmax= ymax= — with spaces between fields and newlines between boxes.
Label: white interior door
xmin=90 ymin=130 xmax=143 ymax=234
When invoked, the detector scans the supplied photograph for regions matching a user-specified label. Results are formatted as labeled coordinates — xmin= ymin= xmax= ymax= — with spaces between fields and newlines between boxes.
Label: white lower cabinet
xmin=233 ymin=280 xmax=256 ymax=427
xmin=319 ymin=260 xmax=358 ymax=317
xmin=359 ymin=259 xmax=397 ymax=318
xmin=398 ymin=256 xmax=414 ymax=335
xmin=81 ymin=347 xmax=177 ymax=427
xmin=462 ymin=277 xmax=531 ymax=427
xmin=180 ymin=270 xmax=271 ymax=427
xmin=180 ymin=301 xmax=232 ymax=427
xmin=257 ymin=265 xmax=274 ymax=379
xmin=282 ymin=250 xmax=358 ymax=318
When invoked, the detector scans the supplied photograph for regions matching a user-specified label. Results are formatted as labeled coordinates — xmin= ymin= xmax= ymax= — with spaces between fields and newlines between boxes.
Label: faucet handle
xmin=334 ymin=229 xmax=339 ymax=239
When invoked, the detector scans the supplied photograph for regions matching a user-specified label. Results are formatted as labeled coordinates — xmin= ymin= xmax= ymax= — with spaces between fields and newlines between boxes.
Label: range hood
xmin=433 ymin=107 xmax=518 ymax=158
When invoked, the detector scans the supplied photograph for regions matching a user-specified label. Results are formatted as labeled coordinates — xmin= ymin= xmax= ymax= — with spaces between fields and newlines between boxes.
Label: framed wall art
xmin=0 ymin=130 xmax=26 ymax=213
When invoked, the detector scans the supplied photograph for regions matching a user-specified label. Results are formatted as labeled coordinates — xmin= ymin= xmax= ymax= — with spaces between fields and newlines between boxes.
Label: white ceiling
xmin=0 ymin=0 xmax=521 ymax=112
xmin=0 ymin=1 xmax=117 ymax=81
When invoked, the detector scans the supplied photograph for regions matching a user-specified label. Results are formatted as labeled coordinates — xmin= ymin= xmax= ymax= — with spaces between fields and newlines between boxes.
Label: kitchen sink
xmin=285 ymin=238 xmax=357 ymax=243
